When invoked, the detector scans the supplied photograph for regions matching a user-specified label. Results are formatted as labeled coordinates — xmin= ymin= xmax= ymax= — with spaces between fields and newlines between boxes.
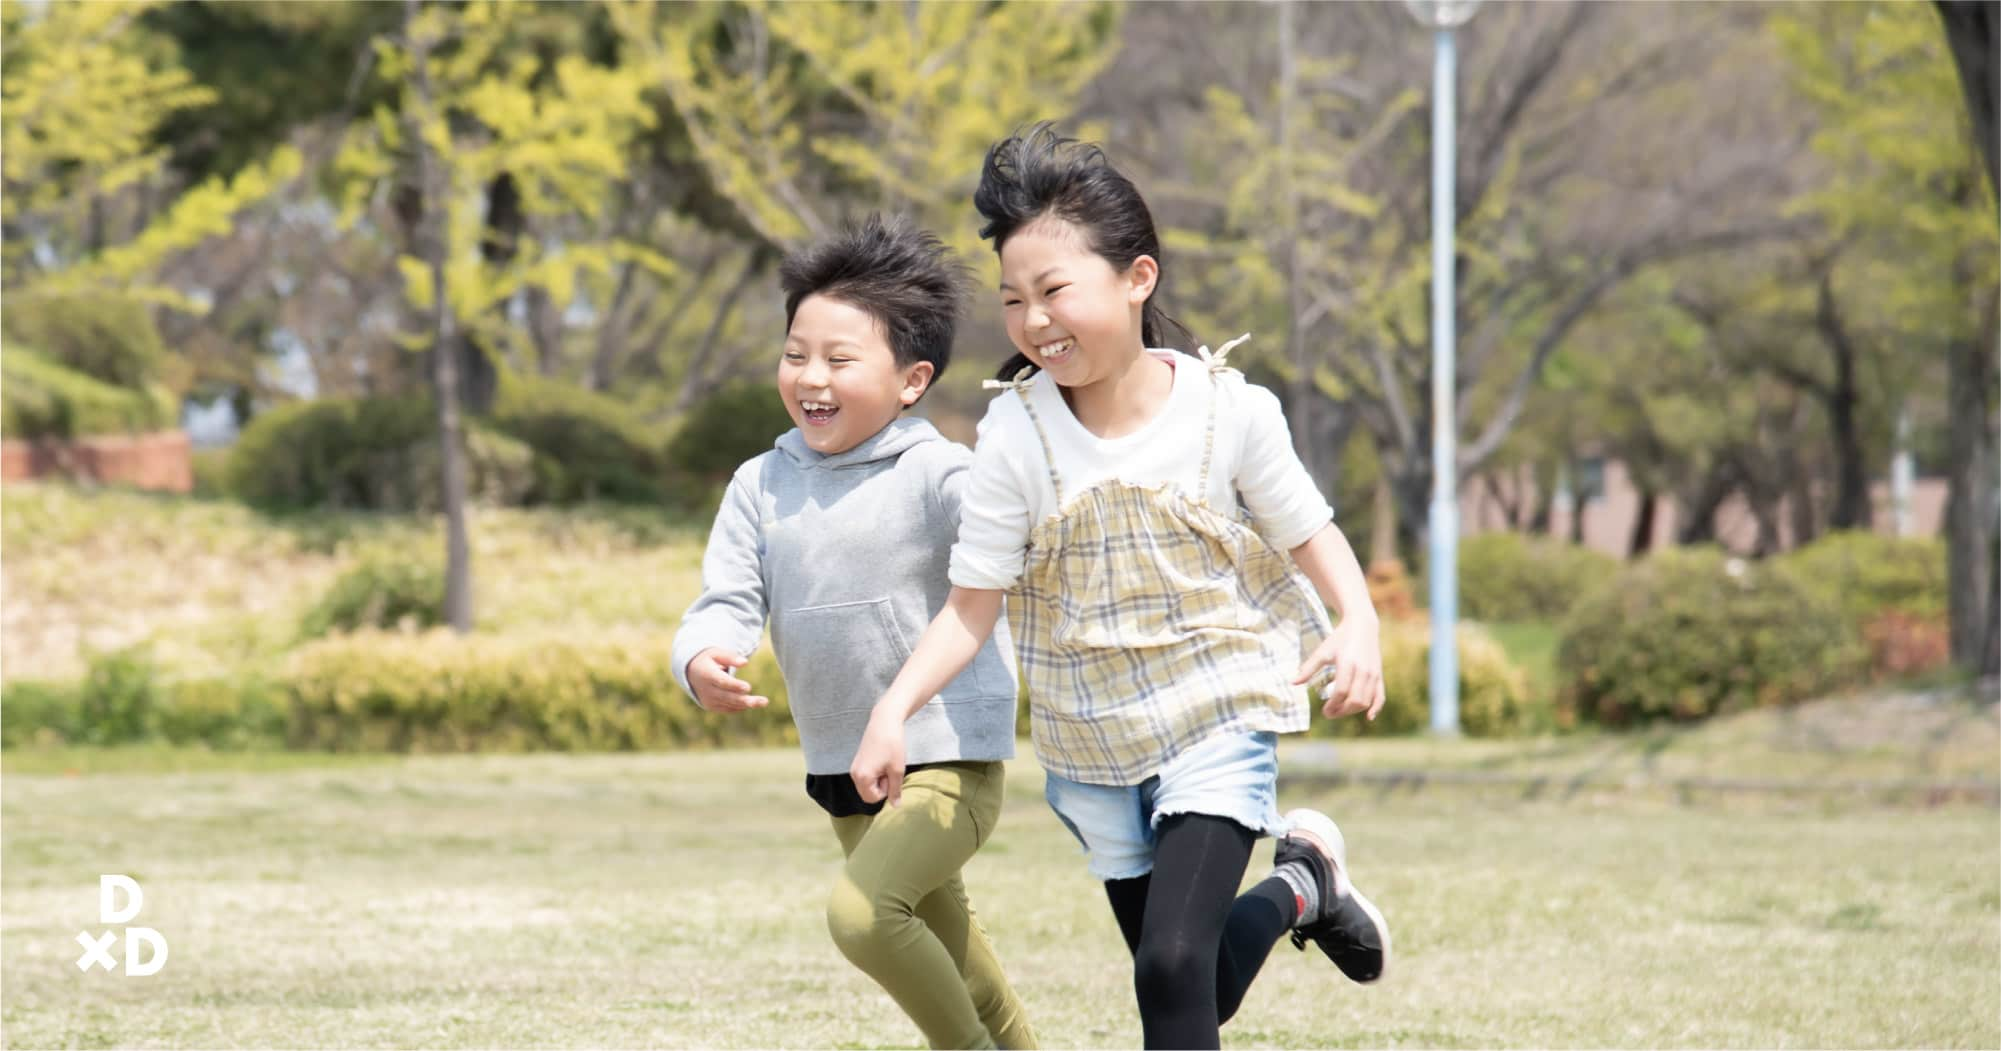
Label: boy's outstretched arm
xmin=1288 ymin=522 xmax=1386 ymax=722
xmin=671 ymin=472 xmax=771 ymax=707
xmin=850 ymin=586 xmax=1004 ymax=806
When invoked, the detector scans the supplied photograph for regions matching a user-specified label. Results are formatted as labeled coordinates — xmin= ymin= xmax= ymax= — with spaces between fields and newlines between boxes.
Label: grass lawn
xmin=6 ymin=746 xmax=1996 ymax=1049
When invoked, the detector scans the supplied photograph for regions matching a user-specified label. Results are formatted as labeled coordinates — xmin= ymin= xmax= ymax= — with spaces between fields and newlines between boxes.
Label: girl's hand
xmin=1294 ymin=615 xmax=1385 ymax=721
xmin=849 ymin=709 xmax=908 ymax=807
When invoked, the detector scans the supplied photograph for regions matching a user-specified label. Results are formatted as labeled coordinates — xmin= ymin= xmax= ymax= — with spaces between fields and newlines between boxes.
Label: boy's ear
xmin=899 ymin=360 xmax=936 ymax=406
xmin=1125 ymin=255 xmax=1160 ymax=305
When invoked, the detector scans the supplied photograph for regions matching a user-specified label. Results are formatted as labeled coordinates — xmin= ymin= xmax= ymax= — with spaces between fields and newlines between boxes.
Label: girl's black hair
xmin=972 ymin=122 xmax=1193 ymax=382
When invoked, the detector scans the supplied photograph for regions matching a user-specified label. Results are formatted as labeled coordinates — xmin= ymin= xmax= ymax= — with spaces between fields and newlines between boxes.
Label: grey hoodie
xmin=671 ymin=417 xmax=1018 ymax=775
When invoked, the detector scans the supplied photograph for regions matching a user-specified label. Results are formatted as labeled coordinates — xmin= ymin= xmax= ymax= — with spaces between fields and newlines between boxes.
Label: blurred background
xmin=2 ymin=3 xmax=1997 ymax=1048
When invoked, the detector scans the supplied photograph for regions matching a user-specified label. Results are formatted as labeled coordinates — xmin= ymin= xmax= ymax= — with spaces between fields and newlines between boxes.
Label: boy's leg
xmin=824 ymin=762 xmax=1011 ymax=1051
xmin=1129 ymin=812 xmax=1257 ymax=1050
xmin=911 ymin=870 xmax=1038 ymax=1049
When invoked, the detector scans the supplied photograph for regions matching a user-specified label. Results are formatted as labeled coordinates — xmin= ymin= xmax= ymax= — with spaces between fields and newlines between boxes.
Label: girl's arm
xmin=850 ymin=586 xmax=1005 ymax=805
xmin=1290 ymin=523 xmax=1386 ymax=721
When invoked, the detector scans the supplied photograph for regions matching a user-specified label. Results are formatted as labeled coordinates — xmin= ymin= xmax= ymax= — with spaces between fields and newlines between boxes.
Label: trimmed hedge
xmin=1557 ymin=547 xmax=1864 ymax=726
xmin=491 ymin=374 xmax=670 ymax=505
xmin=0 ymin=648 xmax=289 ymax=750
xmin=282 ymin=631 xmax=795 ymax=752
xmin=1310 ymin=618 xmax=1545 ymax=738
xmin=1 ymin=349 xmax=178 ymax=440
xmin=226 ymin=396 xmax=535 ymax=511
xmin=1455 ymin=532 xmax=1620 ymax=622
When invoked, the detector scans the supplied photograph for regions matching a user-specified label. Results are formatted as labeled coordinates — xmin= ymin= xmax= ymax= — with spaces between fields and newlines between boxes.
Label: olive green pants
xmin=826 ymin=761 xmax=1037 ymax=1050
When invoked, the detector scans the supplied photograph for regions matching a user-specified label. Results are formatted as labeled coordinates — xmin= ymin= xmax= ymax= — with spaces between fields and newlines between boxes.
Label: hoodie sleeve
xmin=670 ymin=465 xmax=770 ymax=701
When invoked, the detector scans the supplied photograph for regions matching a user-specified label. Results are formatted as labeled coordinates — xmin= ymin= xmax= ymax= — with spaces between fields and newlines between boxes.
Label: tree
xmin=1776 ymin=0 xmax=2000 ymax=673
xmin=336 ymin=0 xmax=656 ymax=630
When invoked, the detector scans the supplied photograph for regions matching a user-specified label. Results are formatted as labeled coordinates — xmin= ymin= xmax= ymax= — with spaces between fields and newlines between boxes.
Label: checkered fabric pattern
xmin=985 ymin=338 xmax=1334 ymax=786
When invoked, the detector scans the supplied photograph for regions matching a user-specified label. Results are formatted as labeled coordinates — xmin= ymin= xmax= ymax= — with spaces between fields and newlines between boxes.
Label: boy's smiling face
xmin=778 ymin=294 xmax=934 ymax=455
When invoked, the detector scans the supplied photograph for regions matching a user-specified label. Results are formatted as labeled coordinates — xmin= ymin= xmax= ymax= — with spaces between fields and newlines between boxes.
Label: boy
xmin=671 ymin=215 xmax=1033 ymax=1050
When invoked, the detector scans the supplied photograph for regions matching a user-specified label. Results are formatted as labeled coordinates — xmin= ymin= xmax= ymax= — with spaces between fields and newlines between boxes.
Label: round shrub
xmin=492 ymin=374 xmax=668 ymax=504
xmin=300 ymin=552 xmax=446 ymax=638
xmin=666 ymin=380 xmax=795 ymax=480
xmin=1557 ymin=547 xmax=1864 ymax=727
xmin=227 ymin=396 xmax=534 ymax=511
xmin=1455 ymin=531 xmax=1619 ymax=622
xmin=1312 ymin=618 xmax=1542 ymax=737
xmin=1780 ymin=531 xmax=1947 ymax=628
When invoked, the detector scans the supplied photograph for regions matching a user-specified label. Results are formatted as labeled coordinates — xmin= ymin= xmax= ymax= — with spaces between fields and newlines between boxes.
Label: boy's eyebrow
xmin=999 ymin=267 xmax=1063 ymax=292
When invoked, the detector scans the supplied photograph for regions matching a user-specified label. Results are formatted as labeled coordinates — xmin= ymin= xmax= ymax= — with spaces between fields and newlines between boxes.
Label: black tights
xmin=1103 ymin=813 xmax=1299 ymax=1049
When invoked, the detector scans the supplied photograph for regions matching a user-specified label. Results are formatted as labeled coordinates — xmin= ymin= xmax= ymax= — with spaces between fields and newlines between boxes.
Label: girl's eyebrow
xmin=999 ymin=267 xmax=1064 ymax=293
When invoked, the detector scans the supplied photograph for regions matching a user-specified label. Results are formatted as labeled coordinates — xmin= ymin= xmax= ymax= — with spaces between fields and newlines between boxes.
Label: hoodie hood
xmin=774 ymin=415 xmax=946 ymax=469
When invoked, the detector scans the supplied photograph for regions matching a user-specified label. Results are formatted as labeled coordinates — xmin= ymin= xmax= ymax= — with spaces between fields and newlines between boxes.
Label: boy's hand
xmin=688 ymin=648 xmax=769 ymax=712
xmin=850 ymin=709 xmax=907 ymax=807
xmin=1295 ymin=615 xmax=1385 ymax=721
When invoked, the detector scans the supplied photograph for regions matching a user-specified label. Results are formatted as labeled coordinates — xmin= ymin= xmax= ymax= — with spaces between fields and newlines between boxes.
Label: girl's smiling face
xmin=998 ymin=216 xmax=1158 ymax=389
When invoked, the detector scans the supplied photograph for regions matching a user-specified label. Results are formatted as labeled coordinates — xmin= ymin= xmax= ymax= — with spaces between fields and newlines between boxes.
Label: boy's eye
xmin=829 ymin=357 xmax=852 ymax=365
xmin=1045 ymin=284 xmax=1068 ymax=296
xmin=782 ymin=351 xmax=805 ymax=362
xmin=1002 ymin=299 xmax=1022 ymax=308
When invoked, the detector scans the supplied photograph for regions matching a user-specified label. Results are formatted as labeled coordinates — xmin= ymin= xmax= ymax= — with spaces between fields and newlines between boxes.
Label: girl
xmin=851 ymin=124 xmax=1391 ymax=1049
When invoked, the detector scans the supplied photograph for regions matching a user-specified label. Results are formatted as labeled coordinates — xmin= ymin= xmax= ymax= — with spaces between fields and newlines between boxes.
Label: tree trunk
xmin=671 ymin=246 xmax=770 ymax=413
xmin=1677 ymin=467 xmax=1734 ymax=545
xmin=1817 ymin=271 xmax=1872 ymax=530
xmin=1629 ymin=488 xmax=1657 ymax=557
xmin=1935 ymin=1 xmax=1999 ymax=197
xmin=1945 ymin=327 xmax=1997 ymax=672
xmin=406 ymin=0 xmax=473 ymax=633
xmin=1277 ymin=0 xmax=1318 ymax=485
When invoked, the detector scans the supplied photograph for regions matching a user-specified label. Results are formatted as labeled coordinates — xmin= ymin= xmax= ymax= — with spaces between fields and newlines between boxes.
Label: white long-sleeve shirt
xmin=949 ymin=349 xmax=1333 ymax=591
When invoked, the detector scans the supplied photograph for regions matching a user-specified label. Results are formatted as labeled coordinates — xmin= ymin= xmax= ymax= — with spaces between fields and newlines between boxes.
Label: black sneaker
xmin=1275 ymin=807 xmax=1391 ymax=983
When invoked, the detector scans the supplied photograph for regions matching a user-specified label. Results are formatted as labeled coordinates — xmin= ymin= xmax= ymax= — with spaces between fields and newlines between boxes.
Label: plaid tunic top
xmin=980 ymin=338 xmax=1334 ymax=785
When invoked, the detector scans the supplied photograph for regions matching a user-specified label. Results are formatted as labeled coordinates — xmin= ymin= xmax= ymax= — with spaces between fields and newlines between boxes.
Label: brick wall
xmin=1 ymin=431 xmax=194 ymax=493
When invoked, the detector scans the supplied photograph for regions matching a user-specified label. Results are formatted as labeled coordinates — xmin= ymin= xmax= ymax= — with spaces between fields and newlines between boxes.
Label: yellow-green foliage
xmin=336 ymin=0 xmax=658 ymax=349
xmin=616 ymin=1 xmax=1121 ymax=255
xmin=282 ymin=630 xmax=795 ymax=753
xmin=1311 ymin=618 xmax=1543 ymax=738
xmin=1 ymin=0 xmax=302 ymax=307
xmin=0 ymin=349 xmax=177 ymax=439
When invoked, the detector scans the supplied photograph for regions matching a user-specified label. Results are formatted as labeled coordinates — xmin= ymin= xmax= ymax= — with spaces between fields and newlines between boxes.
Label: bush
xmin=282 ymin=630 xmax=796 ymax=752
xmin=191 ymin=447 xmax=232 ymax=498
xmin=1780 ymin=531 xmax=1947 ymax=629
xmin=300 ymin=552 xmax=446 ymax=638
xmin=1455 ymin=532 xmax=1619 ymax=622
xmin=1557 ymin=547 xmax=1865 ymax=727
xmin=1311 ymin=618 xmax=1545 ymax=738
xmin=666 ymin=380 xmax=795 ymax=481
xmin=492 ymin=374 xmax=669 ymax=505
xmin=1 ymin=669 xmax=290 ymax=751
xmin=2 ymin=291 xmax=168 ymax=389
xmin=227 ymin=396 xmax=535 ymax=511
xmin=1 ymin=349 xmax=178 ymax=440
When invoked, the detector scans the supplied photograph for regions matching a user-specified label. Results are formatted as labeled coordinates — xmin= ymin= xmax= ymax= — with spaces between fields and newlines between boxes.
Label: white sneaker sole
xmin=1282 ymin=807 xmax=1392 ymax=982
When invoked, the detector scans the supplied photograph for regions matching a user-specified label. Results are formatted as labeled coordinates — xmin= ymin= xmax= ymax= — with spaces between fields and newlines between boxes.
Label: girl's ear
xmin=899 ymin=360 xmax=936 ymax=407
xmin=1125 ymin=254 xmax=1160 ymax=305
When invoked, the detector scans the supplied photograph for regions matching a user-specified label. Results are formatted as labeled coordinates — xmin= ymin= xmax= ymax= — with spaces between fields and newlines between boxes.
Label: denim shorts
xmin=1042 ymin=731 xmax=1289 ymax=881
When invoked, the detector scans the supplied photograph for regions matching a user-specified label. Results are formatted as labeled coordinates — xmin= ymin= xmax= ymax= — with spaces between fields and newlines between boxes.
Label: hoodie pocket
xmin=778 ymin=598 xmax=915 ymax=716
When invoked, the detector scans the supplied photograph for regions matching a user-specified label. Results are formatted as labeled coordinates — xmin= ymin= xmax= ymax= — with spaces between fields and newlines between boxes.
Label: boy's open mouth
xmin=801 ymin=400 xmax=839 ymax=425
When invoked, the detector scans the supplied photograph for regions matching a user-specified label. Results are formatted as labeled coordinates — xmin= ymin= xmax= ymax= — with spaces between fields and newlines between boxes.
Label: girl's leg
xmin=824 ymin=762 xmax=1013 ymax=1050
xmin=1101 ymin=849 xmax=1296 ymax=1026
xmin=1129 ymin=812 xmax=1258 ymax=1050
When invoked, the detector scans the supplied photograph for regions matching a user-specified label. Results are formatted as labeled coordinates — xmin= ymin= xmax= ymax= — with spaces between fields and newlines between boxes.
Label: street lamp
xmin=1403 ymin=0 xmax=1479 ymax=736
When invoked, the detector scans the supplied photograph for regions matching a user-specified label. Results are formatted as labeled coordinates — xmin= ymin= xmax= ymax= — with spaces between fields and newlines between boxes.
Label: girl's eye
xmin=783 ymin=351 xmax=804 ymax=362
xmin=1045 ymin=284 xmax=1068 ymax=296
xmin=830 ymin=357 xmax=852 ymax=365
xmin=1003 ymin=298 xmax=1022 ymax=308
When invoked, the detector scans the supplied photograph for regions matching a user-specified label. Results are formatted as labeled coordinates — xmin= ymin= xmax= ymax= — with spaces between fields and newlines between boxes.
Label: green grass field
xmin=6 ymin=745 xmax=1996 ymax=1049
